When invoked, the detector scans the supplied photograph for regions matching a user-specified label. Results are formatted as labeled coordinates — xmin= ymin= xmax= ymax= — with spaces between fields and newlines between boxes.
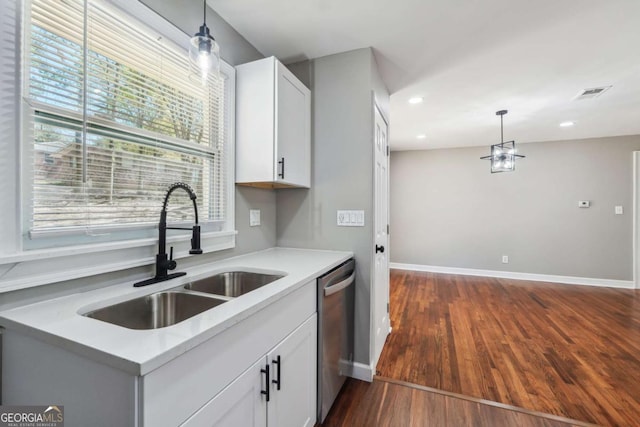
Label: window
xmin=23 ymin=0 xmax=234 ymax=249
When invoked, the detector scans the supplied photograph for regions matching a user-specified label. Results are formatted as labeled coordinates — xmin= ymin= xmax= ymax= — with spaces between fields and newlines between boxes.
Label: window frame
xmin=0 ymin=0 xmax=236 ymax=292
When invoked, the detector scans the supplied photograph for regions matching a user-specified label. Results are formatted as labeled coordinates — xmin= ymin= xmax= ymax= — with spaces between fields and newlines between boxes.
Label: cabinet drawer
xmin=141 ymin=281 xmax=316 ymax=427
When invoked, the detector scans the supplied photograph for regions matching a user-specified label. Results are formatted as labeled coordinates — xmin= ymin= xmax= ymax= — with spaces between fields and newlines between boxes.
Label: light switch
xmin=250 ymin=209 xmax=261 ymax=226
xmin=615 ymin=206 xmax=624 ymax=215
xmin=578 ymin=200 xmax=590 ymax=208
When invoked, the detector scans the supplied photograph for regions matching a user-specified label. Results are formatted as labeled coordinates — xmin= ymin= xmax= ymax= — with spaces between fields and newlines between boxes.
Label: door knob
xmin=375 ymin=245 xmax=385 ymax=253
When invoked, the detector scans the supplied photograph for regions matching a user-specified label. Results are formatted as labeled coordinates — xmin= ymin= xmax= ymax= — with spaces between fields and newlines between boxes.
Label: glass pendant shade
xmin=189 ymin=23 xmax=220 ymax=79
xmin=189 ymin=0 xmax=220 ymax=82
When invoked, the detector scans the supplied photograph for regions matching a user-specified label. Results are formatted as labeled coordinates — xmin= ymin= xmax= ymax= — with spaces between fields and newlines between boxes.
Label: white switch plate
xmin=615 ymin=206 xmax=624 ymax=215
xmin=249 ymin=209 xmax=261 ymax=226
xmin=337 ymin=210 xmax=365 ymax=226
xmin=578 ymin=200 xmax=590 ymax=208
xmin=502 ymin=255 xmax=509 ymax=264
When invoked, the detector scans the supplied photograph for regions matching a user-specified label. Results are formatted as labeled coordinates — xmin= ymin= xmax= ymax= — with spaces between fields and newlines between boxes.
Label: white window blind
xmin=26 ymin=0 xmax=229 ymax=239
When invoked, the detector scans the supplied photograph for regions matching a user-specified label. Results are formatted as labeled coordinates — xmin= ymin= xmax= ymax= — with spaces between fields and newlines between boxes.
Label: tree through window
xmin=27 ymin=0 xmax=228 ymax=237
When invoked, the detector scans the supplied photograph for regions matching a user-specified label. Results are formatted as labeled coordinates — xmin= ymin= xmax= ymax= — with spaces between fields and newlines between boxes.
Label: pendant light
xmin=480 ymin=110 xmax=525 ymax=173
xmin=189 ymin=0 xmax=220 ymax=80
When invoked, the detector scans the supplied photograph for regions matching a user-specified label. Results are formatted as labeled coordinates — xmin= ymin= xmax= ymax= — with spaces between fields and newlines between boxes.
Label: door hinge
xmin=386 ymin=145 xmax=390 ymax=156
xmin=387 ymin=302 xmax=390 ymax=313
xmin=387 ymin=224 xmax=390 ymax=234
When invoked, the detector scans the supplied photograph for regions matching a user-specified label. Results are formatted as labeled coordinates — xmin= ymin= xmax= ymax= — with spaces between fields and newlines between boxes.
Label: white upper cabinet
xmin=236 ymin=57 xmax=311 ymax=189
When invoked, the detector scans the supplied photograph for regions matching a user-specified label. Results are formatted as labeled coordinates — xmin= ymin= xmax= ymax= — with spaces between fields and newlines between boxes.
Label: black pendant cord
xmin=496 ymin=110 xmax=507 ymax=144
xmin=203 ymin=0 xmax=207 ymax=25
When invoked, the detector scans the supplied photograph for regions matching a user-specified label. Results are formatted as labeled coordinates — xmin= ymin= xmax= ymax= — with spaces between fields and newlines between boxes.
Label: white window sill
xmin=0 ymin=231 xmax=237 ymax=293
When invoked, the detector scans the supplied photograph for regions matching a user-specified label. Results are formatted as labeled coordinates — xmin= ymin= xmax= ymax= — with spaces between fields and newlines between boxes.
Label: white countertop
xmin=0 ymin=247 xmax=352 ymax=376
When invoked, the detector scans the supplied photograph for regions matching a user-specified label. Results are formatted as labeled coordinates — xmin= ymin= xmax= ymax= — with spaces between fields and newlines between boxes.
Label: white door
xmin=372 ymin=103 xmax=390 ymax=367
xmin=267 ymin=314 xmax=317 ymax=427
xmin=181 ymin=358 xmax=267 ymax=427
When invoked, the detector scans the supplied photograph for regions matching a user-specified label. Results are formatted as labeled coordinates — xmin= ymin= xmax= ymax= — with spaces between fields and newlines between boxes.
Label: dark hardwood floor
xmin=373 ymin=270 xmax=640 ymax=426
xmin=323 ymin=377 xmax=596 ymax=427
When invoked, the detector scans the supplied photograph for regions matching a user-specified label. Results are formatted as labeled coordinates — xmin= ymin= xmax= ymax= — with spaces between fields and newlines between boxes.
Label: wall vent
xmin=573 ymin=86 xmax=612 ymax=100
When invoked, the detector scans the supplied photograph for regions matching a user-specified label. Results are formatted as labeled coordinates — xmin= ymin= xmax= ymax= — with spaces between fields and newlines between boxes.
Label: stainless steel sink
xmin=84 ymin=291 xmax=227 ymax=330
xmin=184 ymin=271 xmax=284 ymax=297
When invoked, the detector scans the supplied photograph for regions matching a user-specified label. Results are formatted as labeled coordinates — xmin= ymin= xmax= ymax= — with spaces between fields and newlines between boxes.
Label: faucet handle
xmin=189 ymin=225 xmax=203 ymax=255
xmin=168 ymin=246 xmax=177 ymax=271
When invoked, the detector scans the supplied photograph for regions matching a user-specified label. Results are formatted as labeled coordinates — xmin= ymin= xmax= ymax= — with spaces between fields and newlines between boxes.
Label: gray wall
xmin=0 ymin=0 xmax=272 ymax=310
xmin=277 ymin=48 xmax=389 ymax=366
xmin=390 ymin=135 xmax=640 ymax=280
xmin=140 ymin=0 xmax=262 ymax=67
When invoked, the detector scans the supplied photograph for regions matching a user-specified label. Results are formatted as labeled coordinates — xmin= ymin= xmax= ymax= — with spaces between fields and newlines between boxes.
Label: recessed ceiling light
xmin=416 ymin=134 xmax=427 ymax=139
xmin=408 ymin=97 xmax=423 ymax=105
xmin=559 ymin=121 xmax=575 ymax=127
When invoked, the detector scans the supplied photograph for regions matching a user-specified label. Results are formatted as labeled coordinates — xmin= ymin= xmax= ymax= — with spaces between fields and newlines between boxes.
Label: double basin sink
xmin=84 ymin=271 xmax=284 ymax=330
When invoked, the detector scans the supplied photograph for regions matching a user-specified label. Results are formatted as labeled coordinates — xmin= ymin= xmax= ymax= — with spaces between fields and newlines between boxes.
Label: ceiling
xmin=207 ymin=0 xmax=640 ymax=151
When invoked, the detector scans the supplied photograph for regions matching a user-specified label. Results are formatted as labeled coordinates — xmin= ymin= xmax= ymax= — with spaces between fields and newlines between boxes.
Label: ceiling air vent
xmin=573 ymin=86 xmax=612 ymax=100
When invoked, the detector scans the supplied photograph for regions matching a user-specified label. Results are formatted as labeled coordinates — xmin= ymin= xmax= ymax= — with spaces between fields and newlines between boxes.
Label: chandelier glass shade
xmin=480 ymin=110 xmax=525 ymax=173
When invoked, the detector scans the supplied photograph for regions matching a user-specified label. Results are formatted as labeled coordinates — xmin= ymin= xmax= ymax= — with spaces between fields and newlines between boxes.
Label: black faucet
xmin=134 ymin=182 xmax=203 ymax=287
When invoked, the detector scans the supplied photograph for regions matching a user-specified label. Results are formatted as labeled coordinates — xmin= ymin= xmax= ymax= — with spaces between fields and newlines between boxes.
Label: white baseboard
xmin=349 ymin=361 xmax=374 ymax=382
xmin=389 ymin=262 xmax=635 ymax=289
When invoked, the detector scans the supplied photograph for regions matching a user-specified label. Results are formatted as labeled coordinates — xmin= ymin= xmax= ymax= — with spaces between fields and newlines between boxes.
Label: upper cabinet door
xmin=275 ymin=61 xmax=311 ymax=188
xmin=236 ymin=57 xmax=311 ymax=189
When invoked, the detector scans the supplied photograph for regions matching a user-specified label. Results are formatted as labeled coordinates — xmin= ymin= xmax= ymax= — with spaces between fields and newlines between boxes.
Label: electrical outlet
xmin=615 ymin=206 xmax=624 ymax=215
xmin=502 ymin=255 xmax=509 ymax=264
xmin=249 ymin=209 xmax=261 ymax=226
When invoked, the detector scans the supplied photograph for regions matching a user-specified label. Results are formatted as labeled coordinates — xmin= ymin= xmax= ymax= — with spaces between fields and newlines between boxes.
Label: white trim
xmin=634 ymin=151 xmax=640 ymax=289
xmin=0 ymin=232 xmax=236 ymax=293
xmin=349 ymin=361 xmax=375 ymax=382
xmin=390 ymin=262 xmax=635 ymax=289
xmin=222 ymin=60 xmax=236 ymax=237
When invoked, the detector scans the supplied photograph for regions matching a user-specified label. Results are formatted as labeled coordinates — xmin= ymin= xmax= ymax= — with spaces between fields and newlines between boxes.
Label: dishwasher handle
xmin=324 ymin=271 xmax=355 ymax=296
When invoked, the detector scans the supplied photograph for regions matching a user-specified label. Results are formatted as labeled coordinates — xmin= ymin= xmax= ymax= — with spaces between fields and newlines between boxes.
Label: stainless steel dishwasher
xmin=317 ymin=258 xmax=355 ymax=423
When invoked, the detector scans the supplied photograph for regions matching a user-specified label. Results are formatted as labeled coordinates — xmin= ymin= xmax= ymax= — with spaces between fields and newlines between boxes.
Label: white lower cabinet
xmin=267 ymin=314 xmax=317 ymax=427
xmin=2 ymin=279 xmax=318 ymax=427
xmin=183 ymin=314 xmax=317 ymax=427
xmin=182 ymin=358 xmax=267 ymax=427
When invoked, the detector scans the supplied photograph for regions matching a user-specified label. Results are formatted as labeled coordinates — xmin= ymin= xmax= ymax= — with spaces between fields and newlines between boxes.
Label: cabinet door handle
xmin=376 ymin=244 xmax=385 ymax=254
xmin=278 ymin=157 xmax=285 ymax=179
xmin=261 ymin=364 xmax=270 ymax=402
xmin=272 ymin=355 xmax=281 ymax=390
